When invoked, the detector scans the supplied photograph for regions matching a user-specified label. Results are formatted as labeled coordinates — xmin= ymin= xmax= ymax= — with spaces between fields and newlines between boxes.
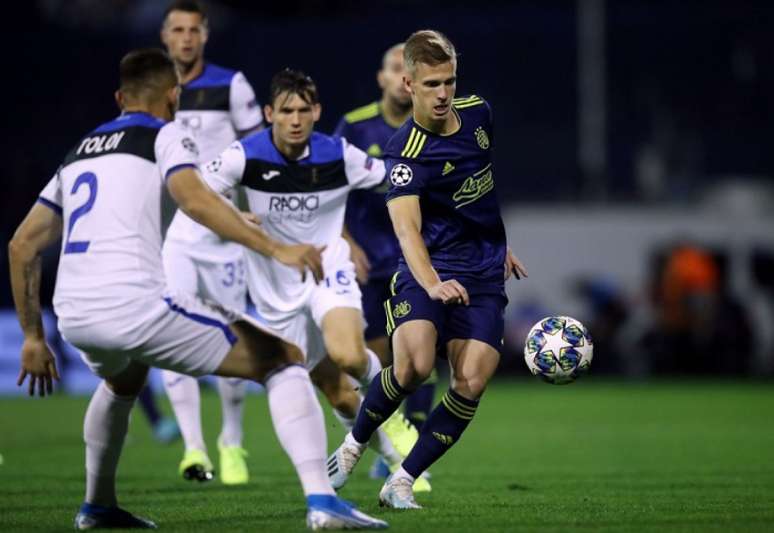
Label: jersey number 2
xmin=64 ymin=172 xmax=98 ymax=254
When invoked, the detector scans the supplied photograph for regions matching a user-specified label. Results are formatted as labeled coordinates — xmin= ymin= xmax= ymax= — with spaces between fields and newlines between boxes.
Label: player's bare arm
xmin=8 ymin=202 xmax=62 ymax=396
xmin=167 ymin=166 xmax=324 ymax=282
xmin=505 ymin=247 xmax=528 ymax=280
xmin=387 ymin=195 xmax=469 ymax=305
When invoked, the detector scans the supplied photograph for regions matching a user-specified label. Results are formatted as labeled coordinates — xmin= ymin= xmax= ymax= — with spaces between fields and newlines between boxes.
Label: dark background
xmin=1 ymin=0 xmax=772 ymax=381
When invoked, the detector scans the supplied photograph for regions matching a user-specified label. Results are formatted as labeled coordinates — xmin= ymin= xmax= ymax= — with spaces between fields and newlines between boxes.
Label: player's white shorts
xmin=162 ymin=241 xmax=247 ymax=312
xmin=59 ymin=291 xmax=242 ymax=379
xmin=255 ymin=258 xmax=363 ymax=371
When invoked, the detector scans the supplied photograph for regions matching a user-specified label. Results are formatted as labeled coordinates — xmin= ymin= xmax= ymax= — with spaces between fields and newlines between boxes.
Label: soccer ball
xmin=523 ymin=316 xmax=593 ymax=384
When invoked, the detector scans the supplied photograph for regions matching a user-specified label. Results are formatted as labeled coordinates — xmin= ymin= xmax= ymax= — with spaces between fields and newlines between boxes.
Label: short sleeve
xmin=342 ymin=138 xmax=386 ymax=190
xmin=202 ymin=141 xmax=247 ymax=194
xmin=229 ymin=72 xmax=263 ymax=133
xmin=37 ymin=172 xmax=63 ymax=215
xmin=384 ymin=157 xmax=429 ymax=202
xmin=155 ymin=122 xmax=201 ymax=180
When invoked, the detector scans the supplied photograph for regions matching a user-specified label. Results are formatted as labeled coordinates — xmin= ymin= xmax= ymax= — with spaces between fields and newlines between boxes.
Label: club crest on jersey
xmin=474 ymin=126 xmax=490 ymax=150
xmin=181 ymin=137 xmax=199 ymax=156
xmin=393 ymin=300 xmax=412 ymax=318
xmin=390 ymin=163 xmax=413 ymax=186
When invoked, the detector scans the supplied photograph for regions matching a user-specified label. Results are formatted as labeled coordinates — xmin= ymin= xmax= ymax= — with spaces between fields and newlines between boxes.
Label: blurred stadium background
xmin=1 ymin=0 xmax=772 ymax=390
xmin=1 ymin=2 xmax=773 ymax=531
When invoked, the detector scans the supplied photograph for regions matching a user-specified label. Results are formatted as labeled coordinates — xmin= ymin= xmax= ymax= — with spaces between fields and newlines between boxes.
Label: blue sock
xmin=403 ymin=369 xmax=437 ymax=430
xmin=352 ymin=367 xmax=408 ymax=444
xmin=402 ymin=389 xmax=479 ymax=479
xmin=137 ymin=386 xmax=160 ymax=426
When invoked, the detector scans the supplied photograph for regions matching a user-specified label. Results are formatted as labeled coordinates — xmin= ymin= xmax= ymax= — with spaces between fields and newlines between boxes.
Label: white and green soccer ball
xmin=524 ymin=316 xmax=593 ymax=384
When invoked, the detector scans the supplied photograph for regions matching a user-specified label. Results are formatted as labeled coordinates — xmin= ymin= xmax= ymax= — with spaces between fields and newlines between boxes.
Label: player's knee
xmin=452 ymin=376 xmax=488 ymax=399
xmin=324 ymin=385 xmax=359 ymax=415
xmin=328 ymin=344 xmax=367 ymax=377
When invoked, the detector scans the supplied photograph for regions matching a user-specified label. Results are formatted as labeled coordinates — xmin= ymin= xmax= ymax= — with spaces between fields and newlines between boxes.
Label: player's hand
xmin=274 ymin=244 xmax=326 ymax=283
xmin=241 ymin=211 xmax=262 ymax=226
xmin=428 ymin=279 xmax=469 ymax=306
xmin=505 ymin=248 xmax=528 ymax=281
xmin=17 ymin=337 xmax=60 ymax=397
xmin=349 ymin=240 xmax=371 ymax=284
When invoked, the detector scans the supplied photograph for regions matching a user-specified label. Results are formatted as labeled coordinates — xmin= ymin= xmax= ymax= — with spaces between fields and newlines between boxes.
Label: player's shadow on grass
xmin=506 ymin=483 xmax=530 ymax=491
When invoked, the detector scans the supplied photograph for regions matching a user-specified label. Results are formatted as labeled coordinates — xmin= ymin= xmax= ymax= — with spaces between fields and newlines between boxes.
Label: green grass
xmin=1 ymin=379 xmax=773 ymax=532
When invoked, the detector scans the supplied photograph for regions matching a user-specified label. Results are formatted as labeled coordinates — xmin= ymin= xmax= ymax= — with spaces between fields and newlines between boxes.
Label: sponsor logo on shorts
xmin=393 ymin=300 xmax=412 ymax=319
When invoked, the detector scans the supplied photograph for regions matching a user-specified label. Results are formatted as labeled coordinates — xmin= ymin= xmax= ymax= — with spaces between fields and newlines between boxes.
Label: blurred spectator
xmin=643 ymin=243 xmax=752 ymax=375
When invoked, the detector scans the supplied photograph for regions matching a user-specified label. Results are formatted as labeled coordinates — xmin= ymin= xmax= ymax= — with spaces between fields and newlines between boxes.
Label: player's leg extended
xmin=210 ymin=257 xmax=250 ymax=484
xmin=311 ymin=357 xmax=403 ymax=466
xmin=216 ymin=377 xmax=249 ymax=484
xmin=160 ymin=244 xmax=212 ymax=480
xmin=381 ymin=339 xmax=499 ymax=509
xmin=328 ymin=319 xmax=436 ymax=489
xmin=161 ymin=370 xmax=213 ymax=481
xmin=216 ymin=321 xmax=387 ymax=529
xmin=75 ymin=360 xmax=157 ymax=529
xmin=320 ymin=307 xmax=382 ymax=387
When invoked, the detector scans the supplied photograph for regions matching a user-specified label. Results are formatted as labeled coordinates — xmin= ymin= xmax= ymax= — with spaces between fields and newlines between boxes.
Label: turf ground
xmin=1 ymin=379 xmax=773 ymax=532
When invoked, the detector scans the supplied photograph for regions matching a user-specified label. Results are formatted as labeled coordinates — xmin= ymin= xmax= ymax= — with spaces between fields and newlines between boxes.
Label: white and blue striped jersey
xmin=37 ymin=112 xmax=200 ymax=328
xmin=202 ymin=129 xmax=386 ymax=316
xmin=165 ymin=63 xmax=263 ymax=260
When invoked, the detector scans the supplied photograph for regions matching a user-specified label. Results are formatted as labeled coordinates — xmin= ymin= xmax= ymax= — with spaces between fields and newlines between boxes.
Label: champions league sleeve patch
xmin=390 ymin=163 xmax=413 ymax=186
xmin=181 ymin=137 xmax=199 ymax=156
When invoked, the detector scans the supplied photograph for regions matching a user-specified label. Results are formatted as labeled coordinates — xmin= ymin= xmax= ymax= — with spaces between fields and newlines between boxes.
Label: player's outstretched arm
xmin=8 ymin=202 xmax=63 ymax=396
xmin=387 ymin=195 xmax=469 ymax=305
xmin=167 ymin=167 xmax=324 ymax=282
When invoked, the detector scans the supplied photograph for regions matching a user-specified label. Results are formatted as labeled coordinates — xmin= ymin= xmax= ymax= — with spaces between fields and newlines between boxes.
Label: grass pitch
xmin=1 ymin=379 xmax=773 ymax=532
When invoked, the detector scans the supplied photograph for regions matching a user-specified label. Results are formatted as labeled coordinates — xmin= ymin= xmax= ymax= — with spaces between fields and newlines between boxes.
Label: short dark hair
xmin=163 ymin=0 xmax=208 ymax=26
xmin=269 ymin=68 xmax=319 ymax=107
xmin=119 ymin=48 xmax=178 ymax=98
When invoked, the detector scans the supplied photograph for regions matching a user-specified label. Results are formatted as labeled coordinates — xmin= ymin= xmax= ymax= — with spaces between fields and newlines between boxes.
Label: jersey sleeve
xmin=155 ymin=122 xmax=201 ymax=180
xmin=342 ymin=138 xmax=386 ymax=190
xmin=229 ymin=71 xmax=263 ymax=133
xmin=37 ymin=172 xmax=63 ymax=215
xmin=201 ymin=141 xmax=247 ymax=194
xmin=384 ymin=156 xmax=429 ymax=202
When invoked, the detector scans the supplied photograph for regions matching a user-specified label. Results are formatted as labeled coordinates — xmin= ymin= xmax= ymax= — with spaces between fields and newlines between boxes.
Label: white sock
xmin=335 ymin=395 xmax=401 ymax=464
xmin=393 ymin=466 xmax=415 ymax=483
xmin=360 ymin=348 xmax=382 ymax=387
xmin=265 ymin=365 xmax=334 ymax=496
xmin=161 ymin=370 xmax=205 ymax=452
xmin=345 ymin=431 xmax=368 ymax=451
xmin=217 ymin=377 xmax=247 ymax=447
xmin=83 ymin=381 xmax=135 ymax=507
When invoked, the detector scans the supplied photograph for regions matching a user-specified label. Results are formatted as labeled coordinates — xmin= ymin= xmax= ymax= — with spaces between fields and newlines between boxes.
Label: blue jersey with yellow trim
xmin=334 ymin=102 xmax=403 ymax=280
xmin=384 ymin=95 xmax=507 ymax=294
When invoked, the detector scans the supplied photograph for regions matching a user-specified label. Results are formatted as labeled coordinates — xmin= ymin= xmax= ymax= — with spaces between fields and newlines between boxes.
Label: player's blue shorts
xmin=385 ymin=275 xmax=507 ymax=354
xmin=361 ymin=276 xmax=392 ymax=341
